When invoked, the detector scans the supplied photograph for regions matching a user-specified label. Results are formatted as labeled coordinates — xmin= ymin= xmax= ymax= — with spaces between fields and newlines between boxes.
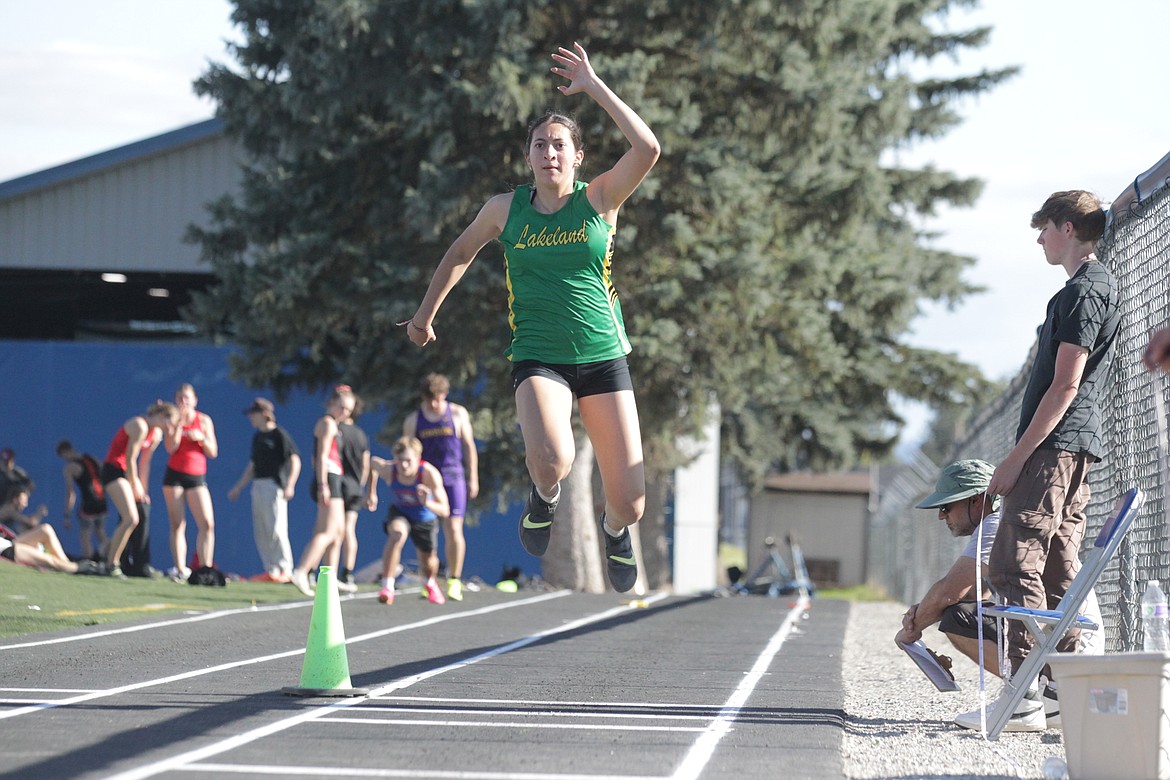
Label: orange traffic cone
xmin=282 ymin=566 xmax=368 ymax=697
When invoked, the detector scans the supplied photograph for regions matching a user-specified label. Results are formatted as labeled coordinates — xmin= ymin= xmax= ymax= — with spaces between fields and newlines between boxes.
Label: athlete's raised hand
xmin=551 ymin=42 xmax=600 ymax=97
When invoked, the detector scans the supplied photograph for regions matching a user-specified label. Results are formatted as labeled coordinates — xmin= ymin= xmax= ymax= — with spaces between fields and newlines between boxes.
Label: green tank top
xmin=499 ymin=181 xmax=631 ymax=364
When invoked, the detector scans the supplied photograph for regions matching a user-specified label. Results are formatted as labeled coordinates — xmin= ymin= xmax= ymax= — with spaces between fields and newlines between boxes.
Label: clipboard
xmin=898 ymin=639 xmax=960 ymax=692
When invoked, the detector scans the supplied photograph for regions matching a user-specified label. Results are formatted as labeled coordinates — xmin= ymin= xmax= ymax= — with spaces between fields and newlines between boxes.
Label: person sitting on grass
xmin=0 ymin=482 xmax=49 ymax=534
xmin=1 ymin=514 xmax=102 ymax=575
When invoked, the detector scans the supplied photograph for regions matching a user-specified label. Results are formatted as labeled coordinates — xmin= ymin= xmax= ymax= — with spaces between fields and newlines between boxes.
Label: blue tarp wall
xmin=0 ymin=340 xmax=528 ymax=581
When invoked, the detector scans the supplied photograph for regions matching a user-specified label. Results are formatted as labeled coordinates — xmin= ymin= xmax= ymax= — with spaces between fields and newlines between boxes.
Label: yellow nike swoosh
xmin=608 ymin=555 xmax=636 ymax=565
xmin=521 ymin=514 xmax=552 ymax=529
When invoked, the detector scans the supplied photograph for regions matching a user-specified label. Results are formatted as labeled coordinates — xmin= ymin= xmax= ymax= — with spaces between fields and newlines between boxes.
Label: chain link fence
xmin=869 ymin=153 xmax=1170 ymax=651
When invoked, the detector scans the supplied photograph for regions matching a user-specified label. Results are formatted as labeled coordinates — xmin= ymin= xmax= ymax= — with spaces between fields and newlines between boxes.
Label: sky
xmin=2 ymin=0 xmax=1168 ymax=446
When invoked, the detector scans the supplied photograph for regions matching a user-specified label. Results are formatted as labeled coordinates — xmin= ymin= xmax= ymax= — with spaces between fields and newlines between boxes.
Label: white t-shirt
xmin=959 ymin=509 xmax=1105 ymax=654
xmin=960 ymin=510 xmax=1000 ymax=566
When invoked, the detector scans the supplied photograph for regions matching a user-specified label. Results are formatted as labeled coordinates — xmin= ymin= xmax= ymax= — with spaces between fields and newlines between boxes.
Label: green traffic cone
xmin=282 ymin=566 xmax=368 ymax=697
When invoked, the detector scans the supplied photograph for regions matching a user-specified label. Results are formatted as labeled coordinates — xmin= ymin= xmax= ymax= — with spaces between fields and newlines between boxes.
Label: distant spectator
xmin=289 ymin=385 xmax=354 ymax=597
xmin=0 ymin=447 xmax=35 ymax=504
xmin=56 ymin=439 xmax=110 ymax=561
xmin=336 ymin=394 xmax=370 ymax=594
xmin=228 ymin=398 xmax=301 ymax=583
xmin=103 ymin=402 xmax=180 ymax=578
xmin=0 ymin=484 xmax=48 ymax=535
xmin=163 ymin=383 xmax=219 ymax=580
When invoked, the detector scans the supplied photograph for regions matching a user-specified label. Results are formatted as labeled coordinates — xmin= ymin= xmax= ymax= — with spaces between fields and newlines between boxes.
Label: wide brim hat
xmin=915 ymin=458 xmax=996 ymax=509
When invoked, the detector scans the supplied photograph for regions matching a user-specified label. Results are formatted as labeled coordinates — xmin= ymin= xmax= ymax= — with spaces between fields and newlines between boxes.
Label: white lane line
xmin=0 ymin=590 xmax=570 ymax=722
xmin=0 ymin=687 xmax=100 ymax=693
xmin=669 ymin=595 xmax=811 ymax=780
xmin=0 ymin=591 xmax=400 ymax=651
xmin=108 ymin=592 xmax=672 ymax=780
xmin=373 ymin=695 xmax=726 ymax=710
xmin=354 ymin=705 xmax=712 ymax=721
xmin=185 ymin=764 xmax=665 ymax=779
xmin=324 ymin=717 xmax=705 ymax=732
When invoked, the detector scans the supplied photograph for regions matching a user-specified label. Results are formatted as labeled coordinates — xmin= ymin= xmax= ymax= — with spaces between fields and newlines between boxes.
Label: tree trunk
xmin=638 ymin=471 xmax=672 ymax=590
xmin=541 ymin=434 xmax=606 ymax=593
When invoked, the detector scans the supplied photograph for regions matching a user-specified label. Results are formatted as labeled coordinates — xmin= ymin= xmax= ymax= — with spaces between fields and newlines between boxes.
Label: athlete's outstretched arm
xmin=553 ymin=43 xmax=660 ymax=215
xmin=406 ymin=193 xmax=510 ymax=347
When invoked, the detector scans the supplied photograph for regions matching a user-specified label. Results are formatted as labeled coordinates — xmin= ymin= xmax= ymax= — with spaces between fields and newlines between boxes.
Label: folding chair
xmin=982 ymin=486 xmax=1145 ymax=740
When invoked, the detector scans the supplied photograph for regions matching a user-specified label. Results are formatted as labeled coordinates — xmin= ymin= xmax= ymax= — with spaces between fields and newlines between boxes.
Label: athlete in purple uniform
xmin=403 ymin=373 xmax=478 ymax=601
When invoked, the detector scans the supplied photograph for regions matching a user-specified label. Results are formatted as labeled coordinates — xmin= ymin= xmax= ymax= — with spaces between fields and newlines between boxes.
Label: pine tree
xmin=188 ymin=0 xmax=1013 ymax=587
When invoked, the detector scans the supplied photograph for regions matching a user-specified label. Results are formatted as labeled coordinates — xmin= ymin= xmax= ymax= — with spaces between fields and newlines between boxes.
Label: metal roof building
xmin=0 ymin=119 xmax=240 ymax=339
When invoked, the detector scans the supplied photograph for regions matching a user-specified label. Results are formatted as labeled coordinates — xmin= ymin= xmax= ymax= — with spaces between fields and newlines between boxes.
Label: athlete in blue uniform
xmin=367 ymin=436 xmax=450 ymax=605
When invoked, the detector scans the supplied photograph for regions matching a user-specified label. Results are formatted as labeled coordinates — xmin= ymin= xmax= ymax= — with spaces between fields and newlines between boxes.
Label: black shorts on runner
xmin=310 ymin=473 xmax=345 ymax=504
xmin=99 ymin=462 xmax=126 ymax=487
xmin=162 ymin=467 xmax=207 ymax=489
xmin=511 ymin=356 xmax=633 ymax=398
xmin=383 ymin=511 xmax=438 ymax=553
xmin=340 ymin=475 xmax=364 ymax=512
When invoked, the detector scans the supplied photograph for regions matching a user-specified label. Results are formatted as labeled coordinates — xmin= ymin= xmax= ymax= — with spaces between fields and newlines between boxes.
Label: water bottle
xmin=1042 ymin=756 xmax=1068 ymax=780
xmin=1142 ymin=580 xmax=1170 ymax=651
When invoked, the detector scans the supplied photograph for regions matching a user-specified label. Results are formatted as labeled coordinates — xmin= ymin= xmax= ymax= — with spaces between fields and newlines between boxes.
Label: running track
xmin=0 ymin=587 xmax=846 ymax=779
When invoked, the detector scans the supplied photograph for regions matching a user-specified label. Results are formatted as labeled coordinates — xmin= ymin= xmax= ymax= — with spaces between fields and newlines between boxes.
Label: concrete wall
xmin=748 ymin=490 xmax=869 ymax=587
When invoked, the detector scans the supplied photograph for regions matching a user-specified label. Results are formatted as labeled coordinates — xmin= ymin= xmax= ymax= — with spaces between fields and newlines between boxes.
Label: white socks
xmin=536 ymin=483 xmax=561 ymax=504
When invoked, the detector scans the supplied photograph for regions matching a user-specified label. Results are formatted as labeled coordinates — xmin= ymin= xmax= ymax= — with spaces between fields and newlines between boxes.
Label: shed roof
xmin=763 ymin=470 xmax=872 ymax=495
xmin=0 ymin=118 xmax=224 ymax=201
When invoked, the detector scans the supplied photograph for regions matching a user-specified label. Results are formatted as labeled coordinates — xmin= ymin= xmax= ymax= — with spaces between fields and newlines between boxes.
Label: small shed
xmin=748 ymin=470 xmax=873 ymax=588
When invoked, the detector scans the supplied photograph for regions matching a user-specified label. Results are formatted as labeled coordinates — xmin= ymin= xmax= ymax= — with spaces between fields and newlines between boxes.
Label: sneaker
xmin=954 ymin=686 xmax=1047 ymax=732
xmin=424 ymin=580 xmax=446 ymax=605
xmin=447 ymin=578 xmax=463 ymax=602
xmin=601 ymin=514 xmax=638 ymax=593
xmin=75 ymin=559 xmax=103 ymax=576
xmin=170 ymin=567 xmax=191 ymax=583
xmin=519 ymin=484 xmax=558 ymax=556
xmin=336 ymin=579 xmax=358 ymax=594
xmin=378 ymin=587 xmax=394 ymax=605
xmin=290 ymin=570 xmax=314 ymax=597
xmin=105 ymin=565 xmax=127 ymax=579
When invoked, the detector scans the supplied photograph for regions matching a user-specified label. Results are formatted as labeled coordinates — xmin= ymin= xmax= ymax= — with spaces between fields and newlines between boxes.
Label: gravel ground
xmin=840 ymin=601 xmax=1068 ymax=780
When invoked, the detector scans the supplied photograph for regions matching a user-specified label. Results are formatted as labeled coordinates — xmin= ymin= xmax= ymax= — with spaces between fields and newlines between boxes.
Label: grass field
xmin=0 ymin=564 xmax=313 ymax=639
xmin=1 ymin=563 xmax=891 ymax=641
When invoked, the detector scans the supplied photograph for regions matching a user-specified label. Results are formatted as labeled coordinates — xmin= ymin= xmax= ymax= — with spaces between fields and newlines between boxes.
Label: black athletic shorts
xmin=340 ymin=475 xmax=364 ymax=512
xmin=310 ymin=473 xmax=344 ymax=503
xmin=939 ymin=600 xmax=999 ymax=643
xmin=162 ymin=467 xmax=207 ymax=489
xmin=511 ymin=356 xmax=633 ymax=398
xmin=383 ymin=511 xmax=438 ymax=553
xmin=100 ymin=462 xmax=126 ymax=487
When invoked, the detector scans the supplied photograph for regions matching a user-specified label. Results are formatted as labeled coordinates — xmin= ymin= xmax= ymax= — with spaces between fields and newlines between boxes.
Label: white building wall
xmin=672 ymin=413 xmax=720 ymax=594
xmin=0 ymin=134 xmax=240 ymax=273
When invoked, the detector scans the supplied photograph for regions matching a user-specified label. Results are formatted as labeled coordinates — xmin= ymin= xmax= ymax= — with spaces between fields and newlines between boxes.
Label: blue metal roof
xmin=0 ymin=118 xmax=225 ymax=201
